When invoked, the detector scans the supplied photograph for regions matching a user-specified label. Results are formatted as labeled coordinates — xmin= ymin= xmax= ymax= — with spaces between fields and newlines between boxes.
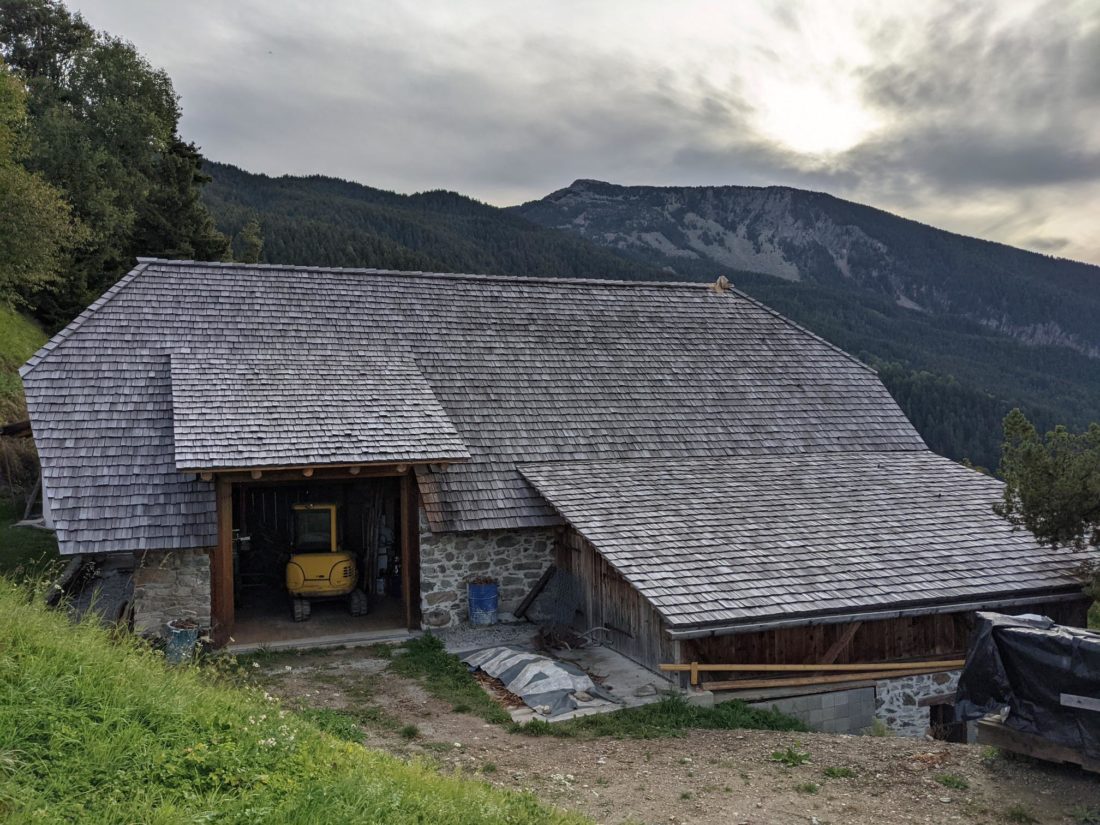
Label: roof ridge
xmin=20 ymin=262 xmax=152 ymax=378
xmin=135 ymin=256 xmax=709 ymax=291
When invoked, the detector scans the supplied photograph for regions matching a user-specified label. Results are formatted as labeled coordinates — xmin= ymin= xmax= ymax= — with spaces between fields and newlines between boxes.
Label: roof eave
xmin=663 ymin=585 xmax=1088 ymax=640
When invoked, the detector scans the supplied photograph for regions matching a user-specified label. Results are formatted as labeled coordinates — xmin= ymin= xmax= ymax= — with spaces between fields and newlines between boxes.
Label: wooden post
xmin=211 ymin=476 xmax=234 ymax=646
xmin=399 ymin=471 xmax=421 ymax=630
xmin=690 ymin=661 xmax=700 ymax=686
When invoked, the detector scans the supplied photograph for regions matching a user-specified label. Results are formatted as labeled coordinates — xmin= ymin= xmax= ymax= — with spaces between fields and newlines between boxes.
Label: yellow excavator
xmin=285 ymin=503 xmax=369 ymax=622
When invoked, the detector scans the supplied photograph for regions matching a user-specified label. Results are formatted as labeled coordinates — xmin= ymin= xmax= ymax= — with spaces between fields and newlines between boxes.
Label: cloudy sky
xmin=70 ymin=0 xmax=1100 ymax=264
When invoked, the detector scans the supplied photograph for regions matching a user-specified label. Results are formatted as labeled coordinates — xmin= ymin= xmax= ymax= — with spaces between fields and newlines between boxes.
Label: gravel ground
xmin=252 ymin=646 xmax=1100 ymax=825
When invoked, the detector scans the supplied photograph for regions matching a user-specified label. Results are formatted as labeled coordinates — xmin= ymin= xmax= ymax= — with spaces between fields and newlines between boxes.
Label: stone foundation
xmin=418 ymin=513 xmax=555 ymax=628
xmin=874 ymin=670 xmax=961 ymax=737
xmin=132 ymin=548 xmax=211 ymax=635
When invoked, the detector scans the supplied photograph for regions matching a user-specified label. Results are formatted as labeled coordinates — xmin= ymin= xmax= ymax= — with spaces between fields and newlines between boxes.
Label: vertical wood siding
xmin=555 ymin=527 xmax=678 ymax=673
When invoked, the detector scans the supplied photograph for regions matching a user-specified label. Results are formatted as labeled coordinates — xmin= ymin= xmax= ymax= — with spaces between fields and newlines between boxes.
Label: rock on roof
xmin=519 ymin=452 xmax=1084 ymax=630
xmin=23 ymin=259 xmax=925 ymax=555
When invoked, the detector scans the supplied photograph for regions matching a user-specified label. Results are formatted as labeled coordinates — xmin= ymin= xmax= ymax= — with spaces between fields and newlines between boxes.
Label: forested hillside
xmin=201 ymin=164 xmax=1100 ymax=470
xmin=202 ymin=162 xmax=669 ymax=282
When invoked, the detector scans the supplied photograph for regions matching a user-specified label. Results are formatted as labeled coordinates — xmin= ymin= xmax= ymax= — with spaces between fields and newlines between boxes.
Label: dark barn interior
xmin=230 ymin=476 xmax=407 ymax=645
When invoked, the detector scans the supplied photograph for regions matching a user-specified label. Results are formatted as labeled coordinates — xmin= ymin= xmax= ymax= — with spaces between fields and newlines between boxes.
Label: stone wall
xmin=418 ymin=512 xmax=555 ymax=628
xmin=131 ymin=548 xmax=211 ymax=635
xmin=874 ymin=670 xmax=961 ymax=737
xmin=748 ymin=687 xmax=877 ymax=735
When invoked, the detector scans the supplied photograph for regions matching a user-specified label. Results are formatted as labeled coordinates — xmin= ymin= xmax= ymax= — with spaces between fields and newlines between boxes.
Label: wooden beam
xmin=218 ymin=465 xmax=410 ymax=484
xmin=660 ymin=659 xmax=964 ymax=675
xmin=211 ymin=477 xmax=234 ymax=646
xmin=513 ymin=564 xmax=556 ymax=619
xmin=705 ymin=666 xmax=957 ymax=692
xmin=399 ymin=471 xmax=421 ymax=630
xmin=820 ymin=621 xmax=863 ymax=665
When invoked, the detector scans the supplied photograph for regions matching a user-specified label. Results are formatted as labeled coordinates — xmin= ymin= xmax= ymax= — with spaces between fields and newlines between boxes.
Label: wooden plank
xmin=211 ymin=476 xmax=234 ymax=647
xmin=514 ymin=564 xmax=556 ymax=619
xmin=706 ymin=666 xmax=956 ymax=692
xmin=399 ymin=471 xmax=421 ymax=630
xmin=659 ymin=659 xmax=964 ymax=674
xmin=820 ymin=621 xmax=862 ymax=664
xmin=1061 ymin=693 xmax=1100 ymax=713
xmin=977 ymin=718 xmax=1100 ymax=775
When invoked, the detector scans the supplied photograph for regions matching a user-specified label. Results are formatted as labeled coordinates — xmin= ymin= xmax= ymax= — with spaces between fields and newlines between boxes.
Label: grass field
xmin=0 ymin=499 xmax=59 ymax=578
xmin=0 ymin=579 xmax=588 ymax=825
xmin=0 ymin=305 xmax=45 ymax=423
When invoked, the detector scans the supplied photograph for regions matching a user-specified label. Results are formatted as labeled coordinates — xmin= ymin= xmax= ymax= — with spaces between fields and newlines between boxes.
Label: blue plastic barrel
xmin=164 ymin=620 xmax=200 ymax=664
xmin=467 ymin=582 xmax=499 ymax=625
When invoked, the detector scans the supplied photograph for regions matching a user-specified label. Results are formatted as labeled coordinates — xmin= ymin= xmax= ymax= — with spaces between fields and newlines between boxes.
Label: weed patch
xmin=510 ymin=694 xmax=807 ymax=740
xmin=1003 ymin=804 xmax=1038 ymax=824
xmin=935 ymin=773 xmax=969 ymax=790
xmin=770 ymin=744 xmax=811 ymax=767
xmin=297 ymin=707 xmax=364 ymax=742
xmin=390 ymin=635 xmax=511 ymax=724
xmin=823 ymin=766 xmax=855 ymax=779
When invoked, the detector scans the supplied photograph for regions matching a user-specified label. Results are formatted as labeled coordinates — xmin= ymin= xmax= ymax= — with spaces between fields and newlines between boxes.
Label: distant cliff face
xmin=517 ymin=180 xmax=1100 ymax=356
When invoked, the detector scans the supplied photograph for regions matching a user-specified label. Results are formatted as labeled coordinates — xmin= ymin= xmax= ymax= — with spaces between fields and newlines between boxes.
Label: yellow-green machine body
xmin=285 ymin=503 xmax=368 ymax=621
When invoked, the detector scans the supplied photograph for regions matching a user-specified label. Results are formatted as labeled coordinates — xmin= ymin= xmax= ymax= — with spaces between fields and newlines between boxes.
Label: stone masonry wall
xmin=419 ymin=511 xmax=555 ymax=628
xmin=132 ymin=548 xmax=211 ymax=635
xmin=875 ymin=670 xmax=960 ymax=737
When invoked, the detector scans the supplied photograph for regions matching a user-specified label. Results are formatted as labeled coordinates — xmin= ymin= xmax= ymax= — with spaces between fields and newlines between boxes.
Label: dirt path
xmin=249 ymin=647 xmax=1099 ymax=825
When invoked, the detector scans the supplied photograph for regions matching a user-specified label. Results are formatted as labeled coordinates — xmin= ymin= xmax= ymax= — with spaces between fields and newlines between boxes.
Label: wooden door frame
xmin=209 ymin=466 xmax=422 ymax=646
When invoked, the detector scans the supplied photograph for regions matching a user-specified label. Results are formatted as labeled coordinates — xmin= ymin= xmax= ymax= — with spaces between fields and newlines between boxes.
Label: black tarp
xmin=955 ymin=612 xmax=1100 ymax=759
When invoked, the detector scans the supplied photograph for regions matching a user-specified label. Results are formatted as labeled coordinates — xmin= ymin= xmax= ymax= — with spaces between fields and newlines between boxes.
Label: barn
xmin=21 ymin=259 xmax=1088 ymax=734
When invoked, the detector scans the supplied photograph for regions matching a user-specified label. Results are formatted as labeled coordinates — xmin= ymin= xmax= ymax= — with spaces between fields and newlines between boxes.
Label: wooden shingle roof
xmin=520 ymin=452 xmax=1084 ymax=629
xmin=23 ymin=259 xmax=926 ymax=555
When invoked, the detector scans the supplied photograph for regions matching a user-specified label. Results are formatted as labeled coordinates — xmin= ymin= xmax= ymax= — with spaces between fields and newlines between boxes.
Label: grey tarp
xmin=462 ymin=646 xmax=617 ymax=717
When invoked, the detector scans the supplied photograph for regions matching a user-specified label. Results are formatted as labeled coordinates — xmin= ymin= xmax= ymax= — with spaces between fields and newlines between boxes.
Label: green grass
xmin=0 ymin=499 xmax=60 ymax=578
xmin=512 ymin=694 xmax=808 ymax=740
xmin=389 ymin=635 xmax=512 ymax=724
xmin=0 ymin=578 xmax=587 ymax=824
xmin=0 ymin=305 xmax=45 ymax=423
xmin=822 ymin=766 xmax=855 ymax=779
xmin=1088 ymin=601 xmax=1099 ymax=630
xmin=794 ymin=782 xmax=819 ymax=794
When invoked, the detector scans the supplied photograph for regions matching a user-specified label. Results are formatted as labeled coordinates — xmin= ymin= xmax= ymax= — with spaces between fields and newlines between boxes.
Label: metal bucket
xmin=467 ymin=582 xmax=499 ymax=625
xmin=164 ymin=620 xmax=200 ymax=664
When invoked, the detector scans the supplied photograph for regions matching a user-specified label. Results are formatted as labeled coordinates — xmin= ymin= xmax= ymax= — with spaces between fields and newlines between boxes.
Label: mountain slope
xmin=202 ymin=162 xmax=672 ymax=282
xmin=516 ymin=180 xmax=1100 ymax=355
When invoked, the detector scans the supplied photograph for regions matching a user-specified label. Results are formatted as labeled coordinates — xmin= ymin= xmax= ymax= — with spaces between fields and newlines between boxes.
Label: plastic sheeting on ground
xmin=462 ymin=645 xmax=618 ymax=718
xmin=956 ymin=611 xmax=1100 ymax=759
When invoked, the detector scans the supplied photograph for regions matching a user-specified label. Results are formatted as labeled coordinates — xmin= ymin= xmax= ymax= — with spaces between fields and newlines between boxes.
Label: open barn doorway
xmin=226 ymin=474 xmax=417 ymax=649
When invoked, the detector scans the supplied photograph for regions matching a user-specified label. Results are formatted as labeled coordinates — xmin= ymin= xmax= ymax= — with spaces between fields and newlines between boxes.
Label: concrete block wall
xmin=131 ymin=548 xmax=211 ymax=635
xmin=418 ymin=510 xmax=555 ymax=628
xmin=748 ymin=687 xmax=877 ymax=734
